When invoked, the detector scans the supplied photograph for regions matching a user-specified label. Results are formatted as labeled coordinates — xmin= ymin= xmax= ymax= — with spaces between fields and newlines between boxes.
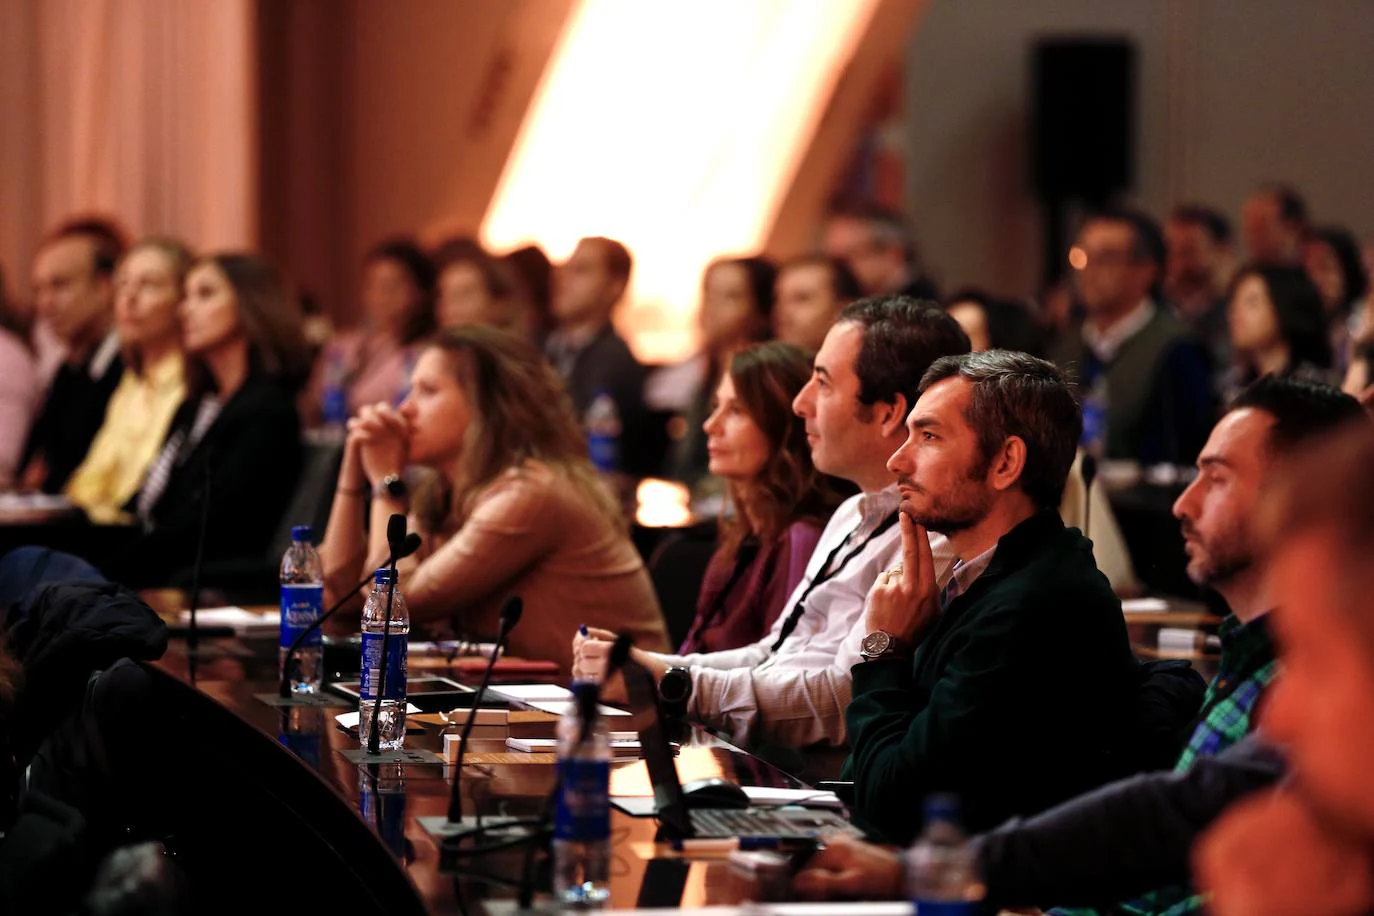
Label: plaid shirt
xmin=1054 ymin=613 xmax=1278 ymax=916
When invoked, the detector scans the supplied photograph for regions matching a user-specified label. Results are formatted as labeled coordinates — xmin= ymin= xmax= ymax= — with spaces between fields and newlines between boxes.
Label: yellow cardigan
xmin=65 ymin=352 xmax=186 ymax=522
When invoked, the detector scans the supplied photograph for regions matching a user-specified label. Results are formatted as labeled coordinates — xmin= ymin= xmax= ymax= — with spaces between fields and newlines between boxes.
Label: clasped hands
xmin=863 ymin=511 xmax=941 ymax=652
xmin=345 ymin=402 xmax=412 ymax=487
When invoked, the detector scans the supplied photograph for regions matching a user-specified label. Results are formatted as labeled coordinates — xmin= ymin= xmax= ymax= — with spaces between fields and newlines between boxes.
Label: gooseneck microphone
xmin=367 ymin=515 xmax=412 ymax=755
xmin=446 ymin=595 xmax=524 ymax=822
xmin=277 ymin=528 xmax=422 ymax=699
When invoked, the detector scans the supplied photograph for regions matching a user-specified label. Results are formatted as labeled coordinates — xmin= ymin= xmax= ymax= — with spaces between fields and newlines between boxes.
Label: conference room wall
xmin=903 ymin=0 xmax=1374 ymax=298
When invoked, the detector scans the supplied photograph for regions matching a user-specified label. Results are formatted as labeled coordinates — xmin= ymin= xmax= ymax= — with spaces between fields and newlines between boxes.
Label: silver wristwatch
xmin=859 ymin=630 xmax=906 ymax=661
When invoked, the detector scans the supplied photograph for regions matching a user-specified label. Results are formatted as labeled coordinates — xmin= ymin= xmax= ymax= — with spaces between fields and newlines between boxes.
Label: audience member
xmin=17 ymin=223 xmax=126 ymax=493
xmin=655 ymin=256 xmax=776 ymax=488
xmin=1222 ymin=264 xmax=1334 ymax=402
xmin=1240 ymin=183 xmax=1307 ymax=267
xmin=0 ymin=264 xmax=38 ymax=488
xmin=1197 ymin=416 xmax=1374 ymax=916
xmin=794 ymin=377 xmax=1364 ymax=910
xmin=943 ymin=288 xmax=1045 ymax=357
xmin=677 ymin=342 xmax=845 ymax=654
xmin=1051 ymin=209 xmax=1212 ymax=466
xmin=1164 ymin=205 xmax=1235 ymax=368
xmin=501 ymin=244 xmax=553 ymax=341
xmin=308 ymin=238 xmax=435 ymax=423
xmin=320 ymin=325 xmax=669 ymax=679
xmin=772 ymin=254 xmax=863 ymax=352
xmin=432 ymin=240 xmax=538 ymax=343
xmin=1303 ymin=225 xmax=1370 ymax=369
xmin=1343 ymin=333 xmax=1374 ymax=403
xmin=112 ymin=254 xmax=310 ymax=585
xmin=575 ymin=298 xmax=968 ymax=752
xmin=546 ymin=236 xmax=657 ymax=476
xmin=64 ymin=239 xmax=192 ymax=523
xmin=823 ymin=202 xmax=939 ymax=301
xmin=844 ymin=350 xmax=1139 ymax=843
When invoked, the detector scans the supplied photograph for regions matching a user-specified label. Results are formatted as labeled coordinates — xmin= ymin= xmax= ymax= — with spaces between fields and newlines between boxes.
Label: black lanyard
xmin=769 ymin=510 xmax=900 ymax=652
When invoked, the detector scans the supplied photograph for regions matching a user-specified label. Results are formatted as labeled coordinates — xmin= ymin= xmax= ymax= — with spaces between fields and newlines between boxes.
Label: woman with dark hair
xmin=432 ymin=240 xmax=541 ymax=344
xmin=64 ymin=238 xmax=192 ymax=522
xmin=943 ymin=288 xmax=1046 ymax=357
xmin=1304 ymin=226 xmax=1371 ymax=369
xmin=319 ymin=325 xmax=669 ymax=678
xmin=309 ymin=238 xmax=436 ymax=424
xmin=654 ymin=256 xmax=777 ymax=488
xmin=674 ymin=341 xmax=844 ymax=653
xmin=1223 ymin=264 xmax=1335 ymax=402
xmin=0 ymin=264 xmax=38 ymax=488
xmin=113 ymin=253 xmax=311 ymax=584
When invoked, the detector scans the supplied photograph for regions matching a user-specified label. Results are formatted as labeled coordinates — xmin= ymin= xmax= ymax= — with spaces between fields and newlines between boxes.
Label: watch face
xmin=659 ymin=667 xmax=692 ymax=704
xmin=862 ymin=631 xmax=893 ymax=657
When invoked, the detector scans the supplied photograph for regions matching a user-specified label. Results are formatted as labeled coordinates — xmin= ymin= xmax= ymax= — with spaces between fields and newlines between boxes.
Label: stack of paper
xmin=489 ymin=683 xmax=632 ymax=719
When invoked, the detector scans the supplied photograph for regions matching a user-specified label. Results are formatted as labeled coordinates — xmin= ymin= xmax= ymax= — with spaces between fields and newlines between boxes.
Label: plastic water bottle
xmin=1080 ymin=374 xmax=1109 ymax=459
xmin=322 ymin=347 xmax=350 ymax=432
xmin=359 ymin=568 xmax=410 ymax=751
xmin=279 ymin=525 xmax=324 ymax=694
xmin=906 ymin=795 xmax=986 ymax=915
xmin=554 ymin=681 xmax=611 ymax=909
xmin=585 ymin=390 xmax=621 ymax=474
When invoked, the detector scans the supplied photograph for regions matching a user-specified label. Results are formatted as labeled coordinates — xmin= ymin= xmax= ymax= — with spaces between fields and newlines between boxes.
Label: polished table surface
xmin=149 ymin=632 xmax=811 ymax=914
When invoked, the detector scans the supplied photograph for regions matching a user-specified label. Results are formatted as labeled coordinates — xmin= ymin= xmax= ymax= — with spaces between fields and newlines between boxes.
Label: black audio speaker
xmin=1031 ymin=38 xmax=1136 ymax=202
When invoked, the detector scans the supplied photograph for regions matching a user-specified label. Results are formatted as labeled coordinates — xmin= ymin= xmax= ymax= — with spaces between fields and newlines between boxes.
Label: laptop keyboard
xmin=689 ymin=807 xmax=856 ymax=839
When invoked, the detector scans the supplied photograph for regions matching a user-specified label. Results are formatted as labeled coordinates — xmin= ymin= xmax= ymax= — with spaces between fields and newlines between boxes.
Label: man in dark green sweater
xmin=846 ymin=350 xmax=1140 ymax=844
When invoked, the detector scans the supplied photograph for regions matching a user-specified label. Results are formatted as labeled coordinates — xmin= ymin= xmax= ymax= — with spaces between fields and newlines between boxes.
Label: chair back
xmin=266 ymin=439 xmax=344 ymax=560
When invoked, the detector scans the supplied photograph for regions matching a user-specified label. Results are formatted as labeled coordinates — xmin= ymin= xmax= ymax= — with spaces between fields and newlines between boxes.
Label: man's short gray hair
xmin=919 ymin=350 xmax=1081 ymax=510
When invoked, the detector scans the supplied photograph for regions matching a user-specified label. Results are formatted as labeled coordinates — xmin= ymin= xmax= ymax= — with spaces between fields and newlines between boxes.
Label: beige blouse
xmin=402 ymin=461 xmax=669 ymax=677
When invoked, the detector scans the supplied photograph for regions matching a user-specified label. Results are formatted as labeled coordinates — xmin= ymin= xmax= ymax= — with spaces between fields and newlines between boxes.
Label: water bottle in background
xmin=554 ymin=681 xmax=612 ymax=909
xmin=359 ymin=568 xmax=410 ymax=751
xmin=585 ymin=390 xmax=622 ymax=475
xmin=905 ymin=794 xmax=986 ymax=915
xmin=279 ymin=525 xmax=324 ymax=694
xmin=321 ymin=347 xmax=351 ymax=433
xmin=1080 ymin=374 xmax=1109 ymax=460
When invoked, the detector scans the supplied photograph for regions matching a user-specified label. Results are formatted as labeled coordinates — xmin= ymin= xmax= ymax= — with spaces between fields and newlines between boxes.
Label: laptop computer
xmin=619 ymin=659 xmax=857 ymax=841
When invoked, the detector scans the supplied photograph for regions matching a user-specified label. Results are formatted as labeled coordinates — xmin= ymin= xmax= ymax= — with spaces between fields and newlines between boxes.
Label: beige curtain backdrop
xmin=0 ymin=0 xmax=256 ymax=300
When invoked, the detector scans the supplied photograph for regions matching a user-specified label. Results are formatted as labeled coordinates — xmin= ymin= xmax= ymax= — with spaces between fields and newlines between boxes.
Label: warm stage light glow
xmin=481 ymin=0 xmax=880 ymax=362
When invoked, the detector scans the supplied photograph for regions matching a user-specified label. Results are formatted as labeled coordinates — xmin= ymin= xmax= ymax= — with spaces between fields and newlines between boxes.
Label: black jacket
xmin=112 ymin=370 xmax=303 ymax=586
xmin=976 ymin=735 xmax=1285 ymax=910
xmin=845 ymin=511 xmax=1141 ymax=844
xmin=550 ymin=323 xmax=661 ymax=476
xmin=21 ymin=345 xmax=123 ymax=494
xmin=4 ymin=580 xmax=167 ymax=766
xmin=1 ymin=581 xmax=169 ymax=913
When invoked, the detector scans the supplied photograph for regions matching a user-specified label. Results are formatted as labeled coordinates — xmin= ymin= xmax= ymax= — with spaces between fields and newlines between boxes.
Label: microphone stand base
xmin=417 ymin=814 xmax=536 ymax=841
xmin=254 ymin=691 xmax=352 ymax=708
xmin=337 ymin=747 xmax=445 ymax=766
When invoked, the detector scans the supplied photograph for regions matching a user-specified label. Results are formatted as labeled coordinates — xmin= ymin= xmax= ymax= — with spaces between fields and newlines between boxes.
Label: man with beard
xmin=795 ymin=377 xmax=1364 ymax=913
xmin=842 ymin=349 xmax=1140 ymax=844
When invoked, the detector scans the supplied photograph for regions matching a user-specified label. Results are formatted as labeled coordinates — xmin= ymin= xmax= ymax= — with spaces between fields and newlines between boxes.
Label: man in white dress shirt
xmin=574 ymin=297 xmax=969 ymax=749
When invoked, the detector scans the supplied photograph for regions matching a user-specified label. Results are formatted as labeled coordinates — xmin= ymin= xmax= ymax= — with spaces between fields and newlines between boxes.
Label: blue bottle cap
xmin=922 ymin=793 xmax=961 ymax=823
xmin=291 ymin=525 xmax=313 ymax=542
xmin=373 ymin=568 xmax=398 ymax=585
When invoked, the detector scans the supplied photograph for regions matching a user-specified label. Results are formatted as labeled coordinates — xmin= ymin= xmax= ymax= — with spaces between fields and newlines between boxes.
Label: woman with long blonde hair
xmin=320 ymin=325 xmax=669 ymax=676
